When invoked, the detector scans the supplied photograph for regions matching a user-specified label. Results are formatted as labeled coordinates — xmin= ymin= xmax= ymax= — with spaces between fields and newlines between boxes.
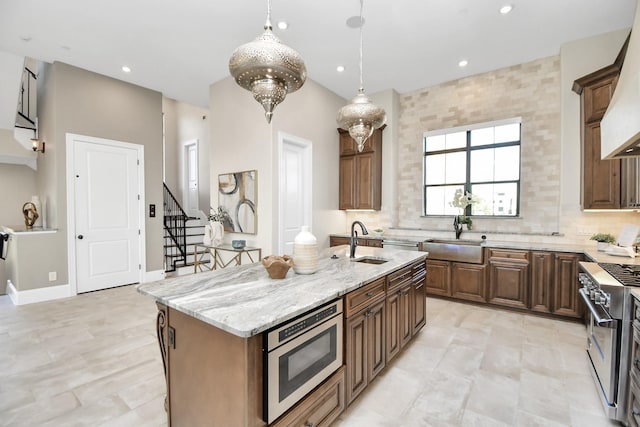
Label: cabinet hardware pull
xmin=366 ymin=291 xmax=373 ymax=298
xmin=635 ymin=358 xmax=640 ymax=371
xmin=305 ymin=423 xmax=314 ymax=427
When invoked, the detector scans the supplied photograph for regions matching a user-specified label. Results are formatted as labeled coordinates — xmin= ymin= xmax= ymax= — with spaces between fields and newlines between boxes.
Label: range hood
xmin=601 ymin=3 xmax=640 ymax=159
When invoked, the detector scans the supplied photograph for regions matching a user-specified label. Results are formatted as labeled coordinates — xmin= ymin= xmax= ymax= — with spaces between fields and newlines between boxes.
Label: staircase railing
xmin=163 ymin=183 xmax=187 ymax=272
xmin=17 ymin=67 xmax=37 ymax=129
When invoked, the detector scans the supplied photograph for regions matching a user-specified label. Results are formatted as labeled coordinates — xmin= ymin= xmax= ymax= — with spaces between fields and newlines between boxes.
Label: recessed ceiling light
xmin=337 ymin=65 xmax=345 ymax=72
xmin=19 ymin=35 xmax=32 ymax=42
xmin=277 ymin=21 xmax=288 ymax=30
xmin=458 ymin=60 xmax=468 ymax=68
xmin=500 ymin=5 xmax=513 ymax=14
xmin=122 ymin=66 xmax=131 ymax=73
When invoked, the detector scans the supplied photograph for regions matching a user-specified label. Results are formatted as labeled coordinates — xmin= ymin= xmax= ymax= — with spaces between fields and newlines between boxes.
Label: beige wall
xmin=163 ymin=98 xmax=211 ymax=217
xmin=0 ymin=162 xmax=37 ymax=294
xmin=209 ymin=77 xmax=345 ymax=253
xmin=17 ymin=61 xmax=164 ymax=292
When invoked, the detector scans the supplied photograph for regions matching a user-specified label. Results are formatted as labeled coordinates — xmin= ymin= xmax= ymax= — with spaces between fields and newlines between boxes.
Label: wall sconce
xmin=31 ymin=138 xmax=45 ymax=153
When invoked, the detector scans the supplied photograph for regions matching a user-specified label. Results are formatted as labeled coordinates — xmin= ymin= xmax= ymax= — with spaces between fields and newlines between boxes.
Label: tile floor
xmin=0 ymin=287 xmax=620 ymax=426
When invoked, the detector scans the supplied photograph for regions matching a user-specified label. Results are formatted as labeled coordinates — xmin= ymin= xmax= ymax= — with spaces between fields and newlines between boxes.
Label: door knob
xmin=77 ymin=235 xmax=84 ymax=240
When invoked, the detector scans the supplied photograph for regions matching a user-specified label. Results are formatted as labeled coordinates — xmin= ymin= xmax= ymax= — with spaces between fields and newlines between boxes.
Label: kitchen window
xmin=423 ymin=118 xmax=521 ymax=217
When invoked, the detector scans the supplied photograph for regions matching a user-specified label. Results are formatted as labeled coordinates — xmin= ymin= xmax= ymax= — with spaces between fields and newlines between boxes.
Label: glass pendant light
xmin=228 ymin=0 xmax=307 ymax=123
xmin=337 ymin=0 xmax=386 ymax=152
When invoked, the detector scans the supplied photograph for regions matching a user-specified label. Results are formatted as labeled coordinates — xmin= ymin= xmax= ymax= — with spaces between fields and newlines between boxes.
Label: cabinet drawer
xmin=271 ymin=366 xmax=345 ymax=427
xmin=345 ymin=278 xmax=386 ymax=317
xmin=488 ymin=248 xmax=529 ymax=262
xmin=388 ymin=265 xmax=412 ymax=291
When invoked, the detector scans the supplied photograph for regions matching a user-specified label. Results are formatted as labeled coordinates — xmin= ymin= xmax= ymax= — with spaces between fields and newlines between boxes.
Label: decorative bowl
xmin=262 ymin=255 xmax=294 ymax=279
xmin=232 ymin=239 xmax=246 ymax=249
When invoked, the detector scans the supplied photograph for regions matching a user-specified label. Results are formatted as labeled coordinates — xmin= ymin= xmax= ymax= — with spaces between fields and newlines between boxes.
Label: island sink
xmin=353 ymin=256 xmax=389 ymax=265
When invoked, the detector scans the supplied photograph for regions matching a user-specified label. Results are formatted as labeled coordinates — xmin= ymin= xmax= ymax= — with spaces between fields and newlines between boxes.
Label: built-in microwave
xmin=263 ymin=299 xmax=343 ymax=424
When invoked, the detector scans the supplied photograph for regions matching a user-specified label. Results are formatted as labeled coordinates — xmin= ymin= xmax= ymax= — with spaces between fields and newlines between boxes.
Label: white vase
xmin=597 ymin=241 xmax=609 ymax=251
xmin=210 ymin=221 xmax=224 ymax=246
xmin=293 ymin=226 xmax=318 ymax=274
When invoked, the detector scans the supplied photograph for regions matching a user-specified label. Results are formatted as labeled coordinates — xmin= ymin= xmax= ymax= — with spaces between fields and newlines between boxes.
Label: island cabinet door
xmin=345 ymin=298 xmax=386 ymax=406
xmin=412 ymin=261 xmax=427 ymax=334
xmin=399 ymin=283 xmax=413 ymax=349
xmin=385 ymin=290 xmax=401 ymax=363
xmin=345 ymin=310 xmax=368 ymax=405
xmin=367 ymin=299 xmax=387 ymax=382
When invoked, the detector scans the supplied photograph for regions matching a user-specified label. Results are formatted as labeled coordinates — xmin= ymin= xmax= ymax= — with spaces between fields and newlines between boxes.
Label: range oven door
xmin=581 ymin=289 xmax=619 ymax=409
xmin=264 ymin=305 xmax=343 ymax=424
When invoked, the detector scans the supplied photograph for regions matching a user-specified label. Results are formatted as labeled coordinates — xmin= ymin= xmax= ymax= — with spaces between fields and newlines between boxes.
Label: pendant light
xmin=337 ymin=0 xmax=386 ymax=152
xmin=229 ymin=0 xmax=307 ymax=124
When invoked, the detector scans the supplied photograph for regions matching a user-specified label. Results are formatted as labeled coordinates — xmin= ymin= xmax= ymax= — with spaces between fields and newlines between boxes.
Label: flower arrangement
xmin=590 ymin=233 xmax=616 ymax=243
xmin=450 ymin=190 xmax=480 ymax=230
xmin=209 ymin=206 xmax=234 ymax=229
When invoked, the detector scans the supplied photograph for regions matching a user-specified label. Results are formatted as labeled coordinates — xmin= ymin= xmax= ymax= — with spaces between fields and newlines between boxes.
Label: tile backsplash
xmin=341 ymin=55 xmax=638 ymax=244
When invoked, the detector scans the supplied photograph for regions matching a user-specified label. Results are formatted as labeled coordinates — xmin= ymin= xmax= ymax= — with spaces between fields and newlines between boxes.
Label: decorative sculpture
xmin=22 ymin=202 xmax=39 ymax=229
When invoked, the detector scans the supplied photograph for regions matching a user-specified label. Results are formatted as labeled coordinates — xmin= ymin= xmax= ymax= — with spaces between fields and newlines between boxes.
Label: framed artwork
xmin=218 ymin=170 xmax=257 ymax=234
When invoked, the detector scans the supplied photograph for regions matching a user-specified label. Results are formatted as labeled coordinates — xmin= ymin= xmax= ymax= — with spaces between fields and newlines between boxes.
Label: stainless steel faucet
xmin=350 ymin=221 xmax=369 ymax=258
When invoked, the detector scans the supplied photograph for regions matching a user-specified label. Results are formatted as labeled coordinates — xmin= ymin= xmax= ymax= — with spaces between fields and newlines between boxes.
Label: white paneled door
xmin=184 ymin=140 xmax=199 ymax=216
xmin=279 ymin=133 xmax=312 ymax=255
xmin=73 ymin=138 xmax=141 ymax=293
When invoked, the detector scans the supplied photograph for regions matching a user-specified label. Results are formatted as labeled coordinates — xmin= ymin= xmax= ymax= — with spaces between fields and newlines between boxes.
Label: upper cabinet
xmin=573 ymin=36 xmax=639 ymax=210
xmin=574 ymin=66 xmax=621 ymax=209
xmin=338 ymin=126 xmax=385 ymax=210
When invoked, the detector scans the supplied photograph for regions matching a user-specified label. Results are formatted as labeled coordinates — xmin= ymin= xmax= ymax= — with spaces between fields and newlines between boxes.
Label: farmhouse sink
xmin=420 ymin=239 xmax=484 ymax=264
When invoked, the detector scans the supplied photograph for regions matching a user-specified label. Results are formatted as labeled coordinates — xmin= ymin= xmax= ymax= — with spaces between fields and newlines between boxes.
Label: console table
xmin=194 ymin=244 xmax=262 ymax=273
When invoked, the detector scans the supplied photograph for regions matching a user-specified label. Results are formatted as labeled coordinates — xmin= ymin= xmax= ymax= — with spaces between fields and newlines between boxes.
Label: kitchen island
xmin=137 ymin=245 xmax=427 ymax=427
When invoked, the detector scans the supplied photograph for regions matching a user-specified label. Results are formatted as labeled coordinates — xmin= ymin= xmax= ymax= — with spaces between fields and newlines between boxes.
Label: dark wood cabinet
xmin=584 ymin=121 xmax=621 ymax=209
xmin=553 ymin=253 xmax=583 ymax=318
xmin=329 ymin=236 xmax=382 ymax=248
xmin=425 ymin=259 xmax=451 ymax=296
xmin=451 ymin=262 xmax=486 ymax=303
xmin=530 ymin=251 xmax=553 ymax=314
xmin=338 ymin=127 xmax=384 ymax=210
xmin=412 ymin=260 xmax=427 ymax=333
xmin=488 ymin=249 xmax=529 ymax=309
xmin=573 ymin=54 xmax=624 ymax=210
xmin=345 ymin=284 xmax=385 ymax=405
xmin=271 ymin=367 xmax=345 ymax=427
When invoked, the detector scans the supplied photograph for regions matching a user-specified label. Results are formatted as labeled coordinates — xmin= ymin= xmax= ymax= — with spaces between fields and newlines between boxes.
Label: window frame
xmin=422 ymin=117 xmax=522 ymax=218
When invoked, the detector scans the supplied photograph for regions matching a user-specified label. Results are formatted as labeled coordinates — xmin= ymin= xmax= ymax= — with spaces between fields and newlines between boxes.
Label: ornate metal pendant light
xmin=337 ymin=0 xmax=386 ymax=152
xmin=229 ymin=0 xmax=307 ymax=124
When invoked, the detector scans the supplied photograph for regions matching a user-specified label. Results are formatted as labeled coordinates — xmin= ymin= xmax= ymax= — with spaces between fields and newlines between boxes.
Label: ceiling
xmin=0 ymin=0 xmax=637 ymax=108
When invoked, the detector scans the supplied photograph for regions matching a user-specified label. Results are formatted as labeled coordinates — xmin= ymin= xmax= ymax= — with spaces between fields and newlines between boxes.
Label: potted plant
xmin=590 ymin=233 xmax=616 ymax=251
xmin=372 ymin=228 xmax=384 ymax=237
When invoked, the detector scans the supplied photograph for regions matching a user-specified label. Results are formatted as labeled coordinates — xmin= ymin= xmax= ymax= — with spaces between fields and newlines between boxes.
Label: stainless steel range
xmin=579 ymin=261 xmax=640 ymax=424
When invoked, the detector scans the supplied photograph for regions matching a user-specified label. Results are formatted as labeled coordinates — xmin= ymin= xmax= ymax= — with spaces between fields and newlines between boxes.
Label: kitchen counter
xmin=330 ymin=233 xmax=640 ymax=265
xmin=137 ymin=245 xmax=426 ymax=338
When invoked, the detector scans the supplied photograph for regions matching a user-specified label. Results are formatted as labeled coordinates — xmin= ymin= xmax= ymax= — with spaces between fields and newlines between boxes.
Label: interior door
xmin=74 ymin=140 xmax=141 ymax=293
xmin=185 ymin=140 xmax=199 ymax=216
xmin=279 ymin=134 xmax=312 ymax=254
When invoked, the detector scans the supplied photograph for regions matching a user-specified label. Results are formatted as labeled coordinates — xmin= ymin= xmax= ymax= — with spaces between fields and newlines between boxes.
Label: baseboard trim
xmin=7 ymin=280 xmax=71 ymax=305
xmin=143 ymin=269 xmax=166 ymax=283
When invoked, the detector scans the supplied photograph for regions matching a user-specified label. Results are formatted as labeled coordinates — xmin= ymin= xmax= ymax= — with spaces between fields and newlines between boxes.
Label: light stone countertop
xmin=137 ymin=246 xmax=426 ymax=338
xmin=330 ymin=233 xmax=640 ymax=265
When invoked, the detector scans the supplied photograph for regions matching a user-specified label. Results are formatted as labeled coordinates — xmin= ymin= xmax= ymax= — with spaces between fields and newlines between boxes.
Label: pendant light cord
xmin=359 ymin=0 xmax=364 ymax=92
xmin=265 ymin=0 xmax=272 ymax=30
